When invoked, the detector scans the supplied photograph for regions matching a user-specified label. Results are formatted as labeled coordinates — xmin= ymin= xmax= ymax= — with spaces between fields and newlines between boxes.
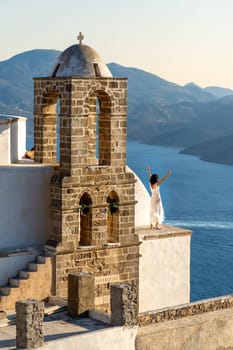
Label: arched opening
xmin=79 ymin=192 xmax=92 ymax=246
xmin=36 ymin=91 xmax=60 ymax=164
xmin=88 ymin=91 xmax=111 ymax=166
xmin=107 ymin=191 xmax=119 ymax=243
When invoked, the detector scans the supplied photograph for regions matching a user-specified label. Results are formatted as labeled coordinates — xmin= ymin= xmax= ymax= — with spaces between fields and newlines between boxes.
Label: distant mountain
xmin=0 ymin=49 xmax=233 ymax=165
xmin=180 ymin=134 xmax=233 ymax=165
xmin=184 ymin=82 xmax=216 ymax=101
xmin=108 ymin=63 xmax=218 ymax=141
xmin=109 ymin=64 xmax=216 ymax=105
xmin=149 ymin=96 xmax=233 ymax=160
xmin=0 ymin=49 xmax=60 ymax=133
xmin=204 ymin=86 xmax=233 ymax=98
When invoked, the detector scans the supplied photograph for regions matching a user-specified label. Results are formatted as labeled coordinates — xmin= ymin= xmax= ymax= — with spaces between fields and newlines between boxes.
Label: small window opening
xmin=79 ymin=193 xmax=92 ymax=246
xmin=107 ymin=191 xmax=119 ymax=243
xmin=93 ymin=63 xmax=101 ymax=77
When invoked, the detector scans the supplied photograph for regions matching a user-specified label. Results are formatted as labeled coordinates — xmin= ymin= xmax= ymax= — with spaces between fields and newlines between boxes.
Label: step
xmin=0 ymin=286 xmax=11 ymax=296
xmin=37 ymin=255 xmax=47 ymax=264
xmin=27 ymin=262 xmax=38 ymax=272
xmin=8 ymin=277 xmax=20 ymax=287
xmin=18 ymin=269 xmax=29 ymax=279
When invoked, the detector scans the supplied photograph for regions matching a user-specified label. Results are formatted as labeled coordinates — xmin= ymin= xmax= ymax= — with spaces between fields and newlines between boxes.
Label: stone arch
xmin=106 ymin=190 xmax=120 ymax=243
xmin=34 ymin=85 xmax=62 ymax=164
xmin=79 ymin=192 xmax=93 ymax=246
xmin=87 ymin=88 xmax=112 ymax=166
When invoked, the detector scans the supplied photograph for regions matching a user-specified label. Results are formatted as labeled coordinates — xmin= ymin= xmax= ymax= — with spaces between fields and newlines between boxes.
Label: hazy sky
xmin=1 ymin=0 xmax=233 ymax=88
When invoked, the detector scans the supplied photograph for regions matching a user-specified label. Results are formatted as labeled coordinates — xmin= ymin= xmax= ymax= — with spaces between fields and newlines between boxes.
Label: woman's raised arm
xmin=158 ymin=170 xmax=171 ymax=185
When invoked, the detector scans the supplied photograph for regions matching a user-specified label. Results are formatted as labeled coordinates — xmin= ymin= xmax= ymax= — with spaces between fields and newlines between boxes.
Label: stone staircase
xmin=0 ymin=255 xmax=53 ymax=311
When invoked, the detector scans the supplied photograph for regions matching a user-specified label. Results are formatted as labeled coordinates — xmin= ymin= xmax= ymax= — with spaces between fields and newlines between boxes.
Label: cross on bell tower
xmin=77 ymin=32 xmax=84 ymax=45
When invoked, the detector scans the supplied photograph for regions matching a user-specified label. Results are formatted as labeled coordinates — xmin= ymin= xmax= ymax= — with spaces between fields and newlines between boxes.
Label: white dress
xmin=150 ymin=184 xmax=164 ymax=227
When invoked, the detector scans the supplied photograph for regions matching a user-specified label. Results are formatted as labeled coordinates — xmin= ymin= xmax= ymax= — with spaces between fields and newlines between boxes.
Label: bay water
xmin=127 ymin=141 xmax=233 ymax=302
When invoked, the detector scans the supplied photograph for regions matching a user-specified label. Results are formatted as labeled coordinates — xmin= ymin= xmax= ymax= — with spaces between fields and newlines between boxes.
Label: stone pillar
xmin=110 ymin=284 xmax=138 ymax=326
xmin=68 ymin=272 xmax=94 ymax=317
xmin=16 ymin=299 xmax=44 ymax=349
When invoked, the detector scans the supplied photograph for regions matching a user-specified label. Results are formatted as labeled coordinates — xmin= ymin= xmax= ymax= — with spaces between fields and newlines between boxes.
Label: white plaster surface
xmin=0 ymin=254 xmax=37 ymax=285
xmin=0 ymin=124 xmax=10 ymax=164
xmin=136 ymin=308 xmax=233 ymax=350
xmin=126 ymin=166 xmax=150 ymax=227
xmin=0 ymin=315 xmax=137 ymax=350
xmin=38 ymin=326 xmax=137 ymax=350
xmin=38 ymin=327 xmax=137 ymax=350
xmin=138 ymin=227 xmax=191 ymax=312
xmin=0 ymin=165 xmax=52 ymax=250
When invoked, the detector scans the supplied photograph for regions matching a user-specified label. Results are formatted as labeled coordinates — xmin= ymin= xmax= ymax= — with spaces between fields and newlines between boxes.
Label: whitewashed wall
xmin=0 ymin=123 xmax=10 ymax=164
xmin=138 ymin=228 xmax=191 ymax=312
xmin=126 ymin=166 xmax=150 ymax=227
xmin=38 ymin=326 xmax=137 ymax=350
xmin=0 ymin=165 xmax=52 ymax=250
xmin=0 ymin=254 xmax=37 ymax=285
xmin=0 ymin=165 xmax=52 ymax=284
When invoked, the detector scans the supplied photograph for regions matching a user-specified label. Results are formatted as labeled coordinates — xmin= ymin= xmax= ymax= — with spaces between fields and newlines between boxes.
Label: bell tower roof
xmin=51 ymin=33 xmax=112 ymax=78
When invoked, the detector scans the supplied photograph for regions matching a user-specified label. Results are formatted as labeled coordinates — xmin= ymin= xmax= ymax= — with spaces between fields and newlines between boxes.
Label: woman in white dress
xmin=146 ymin=166 xmax=171 ymax=229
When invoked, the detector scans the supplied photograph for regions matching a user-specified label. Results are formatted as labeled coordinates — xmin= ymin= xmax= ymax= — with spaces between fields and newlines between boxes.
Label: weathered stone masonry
xmin=33 ymin=77 xmax=140 ymax=312
xmin=138 ymin=294 xmax=233 ymax=326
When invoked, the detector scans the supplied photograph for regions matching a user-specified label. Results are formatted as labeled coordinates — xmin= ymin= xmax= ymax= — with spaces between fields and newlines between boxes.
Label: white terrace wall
xmin=138 ymin=226 xmax=191 ymax=312
xmin=0 ymin=165 xmax=52 ymax=285
xmin=38 ymin=326 xmax=137 ymax=350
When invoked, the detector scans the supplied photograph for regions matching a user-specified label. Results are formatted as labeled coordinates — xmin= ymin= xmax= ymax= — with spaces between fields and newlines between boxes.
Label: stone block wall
xmin=49 ymin=170 xmax=136 ymax=250
xmin=33 ymin=77 xmax=127 ymax=174
xmin=55 ymin=244 xmax=139 ymax=312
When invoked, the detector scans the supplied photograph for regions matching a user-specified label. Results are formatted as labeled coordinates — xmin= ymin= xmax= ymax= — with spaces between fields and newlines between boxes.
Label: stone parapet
xmin=138 ymin=294 xmax=233 ymax=326
xmin=136 ymin=307 xmax=233 ymax=350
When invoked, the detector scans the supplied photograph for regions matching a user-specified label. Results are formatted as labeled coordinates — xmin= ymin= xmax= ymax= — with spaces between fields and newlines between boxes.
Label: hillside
xmin=204 ymin=86 xmax=233 ymax=98
xmin=108 ymin=63 xmax=217 ymax=141
xmin=0 ymin=49 xmax=60 ymax=133
xmin=0 ymin=49 xmax=233 ymax=164
xmin=180 ymin=133 xmax=233 ymax=165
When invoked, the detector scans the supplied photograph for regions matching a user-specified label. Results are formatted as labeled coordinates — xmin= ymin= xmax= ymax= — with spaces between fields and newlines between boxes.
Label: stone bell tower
xmin=33 ymin=34 xmax=139 ymax=311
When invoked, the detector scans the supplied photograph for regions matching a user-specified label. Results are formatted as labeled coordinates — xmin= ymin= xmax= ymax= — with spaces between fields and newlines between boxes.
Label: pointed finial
xmin=77 ymin=32 xmax=84 ymax=45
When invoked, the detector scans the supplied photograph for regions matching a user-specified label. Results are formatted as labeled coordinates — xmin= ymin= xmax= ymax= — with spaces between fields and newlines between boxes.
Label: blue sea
xmin=127 ymin=141 xmax=233 ymax=302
